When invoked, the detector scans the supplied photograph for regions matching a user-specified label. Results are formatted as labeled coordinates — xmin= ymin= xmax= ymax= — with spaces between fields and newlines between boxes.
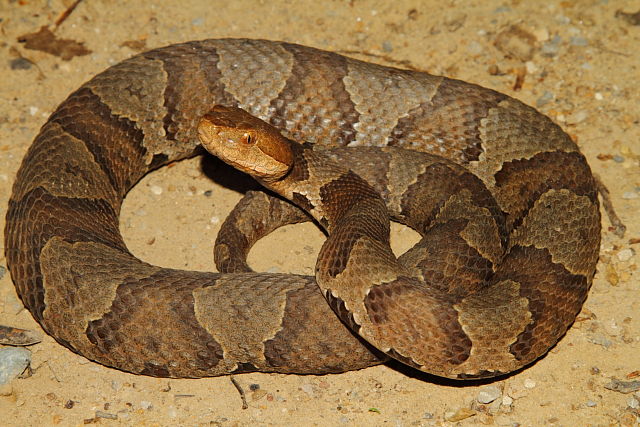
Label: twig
xmin=230 ymin=376 xmax=248 ymax=409
xmin=594 ymin=174 xmax=626 ymax=238
xmin=34 ymin=360 xmax=61 ymax=383
xmin=53 ymin=0 xmax=83 ymax=31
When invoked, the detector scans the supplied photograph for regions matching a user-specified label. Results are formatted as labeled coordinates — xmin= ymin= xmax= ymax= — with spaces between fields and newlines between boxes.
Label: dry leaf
xmin=18 ymin=26 xmax=91 ymax=60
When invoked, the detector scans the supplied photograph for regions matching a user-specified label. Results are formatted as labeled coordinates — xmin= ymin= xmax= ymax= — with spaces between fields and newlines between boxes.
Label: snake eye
xmin=241 ymin=132 xmax=254 ymax=145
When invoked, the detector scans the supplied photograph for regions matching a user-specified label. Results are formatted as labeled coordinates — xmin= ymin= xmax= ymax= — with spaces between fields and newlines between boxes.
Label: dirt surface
xmin=0 ymin=1 xmax=639 ymax=425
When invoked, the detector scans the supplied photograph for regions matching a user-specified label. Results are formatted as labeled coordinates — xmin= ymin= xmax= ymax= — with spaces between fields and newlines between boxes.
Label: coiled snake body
xmin=4 ymin=39 xmax=600 ymax=379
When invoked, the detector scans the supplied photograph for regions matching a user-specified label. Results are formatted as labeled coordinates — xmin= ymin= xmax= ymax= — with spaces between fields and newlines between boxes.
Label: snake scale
xmin=4 ymin=39 xmax=600 ymax=379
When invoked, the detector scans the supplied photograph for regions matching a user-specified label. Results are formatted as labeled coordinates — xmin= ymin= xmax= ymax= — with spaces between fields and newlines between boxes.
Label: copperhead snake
xmin=4 ymin=39 xmax=601 ymax=379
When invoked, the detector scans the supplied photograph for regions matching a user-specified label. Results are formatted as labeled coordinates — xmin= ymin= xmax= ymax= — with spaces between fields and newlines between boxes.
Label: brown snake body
xmin=4 ymin=39 xmax=600 ymax=379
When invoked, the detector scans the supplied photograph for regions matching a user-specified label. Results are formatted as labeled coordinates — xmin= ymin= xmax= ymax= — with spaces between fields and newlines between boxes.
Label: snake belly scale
xmin=4 ymin=39 xmax=600 ymax=379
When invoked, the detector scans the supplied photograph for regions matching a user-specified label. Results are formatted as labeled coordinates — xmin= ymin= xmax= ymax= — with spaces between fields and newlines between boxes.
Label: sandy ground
xmin=0 ymin=0 xmax=639 ymax=425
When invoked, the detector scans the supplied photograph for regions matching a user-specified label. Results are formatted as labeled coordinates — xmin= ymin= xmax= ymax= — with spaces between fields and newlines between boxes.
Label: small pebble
xmin=523 ymin=378 xmax=536 ymax=389
xmin=566 ymin=110 xmax=588 ymax=125
xmin=0 ymin=347 xmax=31 ymax=385
xmin=251 ymin=389 xmax=268 ymax=400
xmin=300 ymin=383 xmax=314 ymax=396
xmin=532 ymin=27 xmax=549 ymax=42
xmin=570 ymin=36 xmax=589 ymax=46
xmin=525 ymin=61 xmax=538 ymax=73
xmin=541 ymin=35 xmax=562 ymax=57
xmin=502 ymin=395 xmax=514 ymax=406
xmin=588 ymin=333 xmax=613 ymax=348
xmin=477 ymin=385 xmax=502 ymax=404
xmin=10 ymin=58 xmax=32 ymax=70
xmin=613 ymin=155 xmax=626 ymax=163
xmin=423 ymin=412 xmax=434 ymax=419
xmin=467 ymin=41 xmax=483 ymax=55
xmin=536 ymin=91 xmax=554 ymax=107
xmin=140 ymin=401 xmax=152 ymax=410
xmin=603 ymin=319 xmax=620 ymax=337
xmin=150 ymin=185 xmax=163 ymax=195
xmin=0 ymin=265 xmax=5 ymax=280
xmin=249 ymin=383 xmax=260 ymax=391
xmin=622 ymin=192 xmax=638 ymax=200
xmin=210 ymin=216 xmax=220 ymax=224
xmin=595 ymin=92 xmax=604 ymax=100
xmin=628 ymin=397 xmax=640 ymax=409
xmin=585 ymin=399 xmax=597 ymax=407
xmin=382 ymin=41 xmax=393 ymax=53
xmin=487 ymin=64 xmax=501 ymax=75
xmin=617 ymin=249 xmax=635 ymax=261
xmin=606 ymin=263 xmax=619 ymax=285
xmin=167 ymin=405 xmax=177 ymax=418
xmin=185 ymin=167 xmax=201 ymax=178
xmin=605 ymin=378 xmax=640 ymax=393
xmin=203 ymin=190 xmax=213 ymax=197
xmin=96 ymin=411 xmax=117 ymax=420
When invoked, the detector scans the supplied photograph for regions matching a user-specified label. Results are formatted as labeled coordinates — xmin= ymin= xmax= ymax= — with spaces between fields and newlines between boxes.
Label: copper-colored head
xmin=198 ymin=106 xmax=293 ymax=181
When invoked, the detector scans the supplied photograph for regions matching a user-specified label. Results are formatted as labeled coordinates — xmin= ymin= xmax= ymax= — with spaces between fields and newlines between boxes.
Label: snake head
xmin=198 ymin=105 xmax=293 ymax=182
